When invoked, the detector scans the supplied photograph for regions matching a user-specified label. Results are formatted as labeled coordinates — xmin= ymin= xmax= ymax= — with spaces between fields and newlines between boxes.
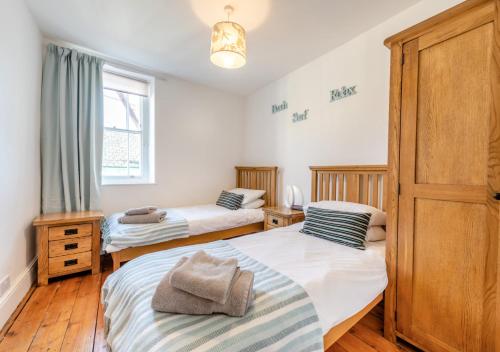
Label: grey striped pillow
xmin=216 ymin=190 xmax=244 ymax=210
xmin=300 ymin=207 xmax=371 ymax=250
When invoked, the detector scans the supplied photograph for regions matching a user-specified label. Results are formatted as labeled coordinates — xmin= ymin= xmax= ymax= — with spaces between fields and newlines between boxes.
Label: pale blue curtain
xmin=41 ymin=44 xmax=104 ymax=213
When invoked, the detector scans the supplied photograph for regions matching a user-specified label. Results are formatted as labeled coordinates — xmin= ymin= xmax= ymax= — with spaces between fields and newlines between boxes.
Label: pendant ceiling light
xmin=210 ymin=5 xmax=247 ymax=69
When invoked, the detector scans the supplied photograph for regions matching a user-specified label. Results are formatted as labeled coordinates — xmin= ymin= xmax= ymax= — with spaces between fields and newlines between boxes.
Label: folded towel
xmin=118 ymin=210 xmax=167 ymax=224
xmin=125 ymin=206 xmax=158 ymax=216
xmin=152 ymin=257 xmax=254 ymax=317
xmin=169 ymin=250 xmax=239 ymax=304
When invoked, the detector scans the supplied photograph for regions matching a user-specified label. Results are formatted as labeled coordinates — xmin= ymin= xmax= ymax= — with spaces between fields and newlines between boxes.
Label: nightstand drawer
xmin=49 ymin=237 xmax=92 ymax=258
xmin=263 ymin=207 xmax=304 ymax=231
xmin=266 ymin=214 xmax=284 ymax=227
xmin=48 ymin=223 xmax=92 ymax=241
xmin=49 ymin=252 xmax=91 ymax=275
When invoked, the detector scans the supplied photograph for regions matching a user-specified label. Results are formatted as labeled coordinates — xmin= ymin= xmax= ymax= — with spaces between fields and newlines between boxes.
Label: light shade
xmin=210 ymin=21 xmax=247 ymax=69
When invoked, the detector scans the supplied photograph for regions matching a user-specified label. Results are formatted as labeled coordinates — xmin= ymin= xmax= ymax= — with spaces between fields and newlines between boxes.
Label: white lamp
xmin=284 ymin=185 xmax=304 ymax=210
xmin=210 ymin=5 xmax=247 ymax=69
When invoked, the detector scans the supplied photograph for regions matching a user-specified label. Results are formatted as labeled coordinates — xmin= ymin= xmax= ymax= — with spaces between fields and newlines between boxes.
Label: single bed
xmin=106 ymin=166 xmax=278 ymax=270
xmin=102 ymin=165 xmax=388 ymax=351
xmin=269 ymin=165 xmax=388 ymax=348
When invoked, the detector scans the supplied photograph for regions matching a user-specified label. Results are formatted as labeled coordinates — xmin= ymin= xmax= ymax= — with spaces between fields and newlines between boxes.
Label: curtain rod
xmin=43 ymin=37 xmax=169 ymax=81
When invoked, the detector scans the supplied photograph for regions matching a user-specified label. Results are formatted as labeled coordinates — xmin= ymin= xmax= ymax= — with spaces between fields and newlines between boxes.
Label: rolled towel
xmin=152 ymin=257 xmax=254 ymax=317
xmin=169 ymin=250 xmax=239 ymax=304
xmin=125 ymin=206 xmax=158 ymax=216
xmin=118 ymin=210 xmax=167 ymax=224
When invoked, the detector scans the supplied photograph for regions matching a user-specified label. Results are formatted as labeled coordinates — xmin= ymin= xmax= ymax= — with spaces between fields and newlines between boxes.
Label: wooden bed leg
xmin=111 ymin=253 xmax=121 ymax=272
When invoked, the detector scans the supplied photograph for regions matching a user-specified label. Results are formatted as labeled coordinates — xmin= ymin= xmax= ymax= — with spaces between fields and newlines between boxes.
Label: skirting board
xmin=0 ymin=256 xmax=37 ymax=330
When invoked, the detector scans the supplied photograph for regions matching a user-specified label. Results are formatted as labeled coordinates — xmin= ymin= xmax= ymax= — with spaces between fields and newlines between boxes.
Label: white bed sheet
xmin=104 ymin=204 xmax=264 ymax=253
xmin=174 ymin=204 xmax=264 ymax=236
xmin=228 ymin=222 xmax=387 ymax=334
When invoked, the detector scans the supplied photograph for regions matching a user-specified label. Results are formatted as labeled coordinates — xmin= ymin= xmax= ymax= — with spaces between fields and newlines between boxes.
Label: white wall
xmin=101 ymin=77 xmax=245 ymax=214
xmin=0 ymin=0 xmax=464 ymax=329
xmin=0 ymin=0 xmax=42 ymax=328
xmin=242 ymin=0 xmax=462 ymax=205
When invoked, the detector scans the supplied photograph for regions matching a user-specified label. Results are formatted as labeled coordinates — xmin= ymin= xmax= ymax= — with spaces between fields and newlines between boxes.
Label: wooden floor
xmin=0 ymin=264 xmax=416 ymax=352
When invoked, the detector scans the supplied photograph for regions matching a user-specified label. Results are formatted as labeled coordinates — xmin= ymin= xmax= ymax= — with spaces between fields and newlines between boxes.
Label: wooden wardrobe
xmin=384 ymin=0 xmax=500 ymax=351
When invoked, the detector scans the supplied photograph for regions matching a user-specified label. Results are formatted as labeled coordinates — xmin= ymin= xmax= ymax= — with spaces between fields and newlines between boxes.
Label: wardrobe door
xmin=396 ymin=10 xmax=499 ymax=352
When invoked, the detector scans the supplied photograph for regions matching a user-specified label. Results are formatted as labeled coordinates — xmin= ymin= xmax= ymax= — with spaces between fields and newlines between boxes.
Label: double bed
xmin=102 ymin=165 xmax=388 ymax=351
xmin=105 ymin=166 xmax=278 ymax=270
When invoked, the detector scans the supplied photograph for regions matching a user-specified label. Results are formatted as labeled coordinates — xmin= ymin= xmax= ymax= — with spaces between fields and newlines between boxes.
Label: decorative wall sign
xmin=272 ymin=101 xmax=288 ymax=114
xmin=330 ymin=85 xmax=357 ymax=102
xmin=292 ymin=109 xmax=309 ymax=123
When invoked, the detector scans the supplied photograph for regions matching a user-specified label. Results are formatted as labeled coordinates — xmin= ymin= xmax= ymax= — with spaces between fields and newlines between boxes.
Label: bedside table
xmin=33 ymin=211 xmax=103 ymax=286
xmin=263 ymin=206 xmax=305 ymax=230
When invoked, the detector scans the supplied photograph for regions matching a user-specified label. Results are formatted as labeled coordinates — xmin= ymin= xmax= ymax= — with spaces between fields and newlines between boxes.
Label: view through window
xmin=102 ymin=69 xmax=153 ymax=184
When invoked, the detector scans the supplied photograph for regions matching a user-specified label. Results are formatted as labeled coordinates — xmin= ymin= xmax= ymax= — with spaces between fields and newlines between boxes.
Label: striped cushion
xmin=300 ymin=207 xmax=371 ymax=250
xmin=216 ymin=190 xmax=244 ymax=210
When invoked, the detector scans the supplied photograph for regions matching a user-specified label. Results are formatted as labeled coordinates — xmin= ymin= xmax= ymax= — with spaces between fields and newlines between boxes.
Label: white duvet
xmin=104 ymin=204 xmax=264 ymax=253
xmin=174 ymin=204 xmax=264 ymax=235
xmin=228 ymin=222 xmax=388 ymax=333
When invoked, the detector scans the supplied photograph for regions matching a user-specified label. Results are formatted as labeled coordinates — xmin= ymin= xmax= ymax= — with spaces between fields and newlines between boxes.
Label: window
xmin=102 ymin=67 xmax=155 ymax=185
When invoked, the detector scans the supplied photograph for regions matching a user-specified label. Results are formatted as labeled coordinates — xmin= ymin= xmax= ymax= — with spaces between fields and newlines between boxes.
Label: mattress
xmin=102 ymin=222 xmax=387 ymax=350
xmin=228 ymin=222 xmax=388 ymax=333
xmin=104 ymin=204 xmax=264 ymax=253
xmin=102 ymin=241 xmax=324 ymax=352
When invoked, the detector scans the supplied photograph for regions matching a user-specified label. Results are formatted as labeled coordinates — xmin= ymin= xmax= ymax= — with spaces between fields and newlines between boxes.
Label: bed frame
xmin=110 ymin=166 xmax=278 ymax=271
xmin=309 ymin=165 xmax=388 ymax=350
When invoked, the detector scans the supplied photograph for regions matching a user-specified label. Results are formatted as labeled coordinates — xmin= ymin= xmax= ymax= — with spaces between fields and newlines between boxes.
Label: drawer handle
xmin=272 ymin=218 xmax=278 ymax=225
xmin=65 ymin=243 xmax=78 ymax=250
xmin=64 ymin=228 xmax=78 ymax=236
xmin=64 ymin=259 xmax=78 ymax=267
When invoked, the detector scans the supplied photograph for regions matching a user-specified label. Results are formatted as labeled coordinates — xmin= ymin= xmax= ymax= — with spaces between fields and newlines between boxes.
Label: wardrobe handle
xmin=495 ymin=193 xmax=500 ymax=201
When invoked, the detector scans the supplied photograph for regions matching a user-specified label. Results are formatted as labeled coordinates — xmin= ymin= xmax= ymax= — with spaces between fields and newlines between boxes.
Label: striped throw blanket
xmin=102 ymin=241 xmax=323 ymax=352
xmin=101 ymin=209 xmax=189 ymax=251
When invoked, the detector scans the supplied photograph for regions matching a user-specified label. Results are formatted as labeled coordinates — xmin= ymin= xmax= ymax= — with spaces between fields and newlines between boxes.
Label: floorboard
xmin=60 ymin=274 xmax=101 ymax=352
xmin=28 ymin=277 xmax=82 ymax=352
xmin=0 ymin=283 xmax=59 ymax=352
xmin=93 ymin=270 xmax=110 ymax=352
xmin=0 ymin=284 xmax=36 ymax=343
xmin=0 ymin=264 xmax=416 ymax=352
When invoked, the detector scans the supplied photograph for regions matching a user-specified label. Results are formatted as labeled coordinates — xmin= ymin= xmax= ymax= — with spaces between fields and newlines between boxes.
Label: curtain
xmin=41 ymin=44 xmax=104 ymax=213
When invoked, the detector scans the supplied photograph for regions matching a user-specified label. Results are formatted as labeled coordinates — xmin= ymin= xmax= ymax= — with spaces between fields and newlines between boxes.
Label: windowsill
xmin=102 ymin=177 xmax=156 ymax=186
xmin=102 ymin=182 xmax=157 ymax=186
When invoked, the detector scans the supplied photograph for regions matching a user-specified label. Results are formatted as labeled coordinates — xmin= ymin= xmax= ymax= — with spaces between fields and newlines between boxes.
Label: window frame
xmin=101 ymin=65 xmax=155 ymax=186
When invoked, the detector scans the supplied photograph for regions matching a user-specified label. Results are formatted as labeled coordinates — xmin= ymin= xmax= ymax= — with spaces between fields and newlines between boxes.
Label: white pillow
xmin=304 ymin=201 xmax=386 ymax=227
xmin=228 ymin=188 xmax=266 ymax=205
xmin=241 ymin=199 xmax=265 ymax=209
xmin=366 ymin=226 xmax=386 ymax=242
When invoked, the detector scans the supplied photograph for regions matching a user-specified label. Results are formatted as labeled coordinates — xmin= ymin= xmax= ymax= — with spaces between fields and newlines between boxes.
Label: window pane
xmin=102 ymin=69 xmax=151 ymax=183
xmin=103 ymin=128 xmax=143 ymax=178
xmin=103 ymin=129 xmax=128 ymax=177
xmin=128 ymin=94 xmax=143 ymax=131
xmin=128 ymin=133 xmax=142 ymax=177
xmin=104 ymin=89 xmax=127 ymax=129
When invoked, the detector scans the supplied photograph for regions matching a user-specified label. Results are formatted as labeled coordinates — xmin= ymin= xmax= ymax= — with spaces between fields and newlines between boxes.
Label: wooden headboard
xmin=310 ymin=165 xmax=388 ymax=211
xmin=235 ymin=166 xmax=278 ymax=207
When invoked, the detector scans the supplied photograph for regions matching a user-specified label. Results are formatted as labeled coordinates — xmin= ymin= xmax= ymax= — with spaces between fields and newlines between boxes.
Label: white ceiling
xmin=26 ymin=0 xmax=419 ymax=95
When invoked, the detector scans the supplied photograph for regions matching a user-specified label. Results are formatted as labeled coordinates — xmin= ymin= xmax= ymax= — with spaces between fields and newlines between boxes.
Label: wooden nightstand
xmin=263 ymin=206 xmax=305 ymax=230
xmin=33 ymin=211 xmax=103 ymax=286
